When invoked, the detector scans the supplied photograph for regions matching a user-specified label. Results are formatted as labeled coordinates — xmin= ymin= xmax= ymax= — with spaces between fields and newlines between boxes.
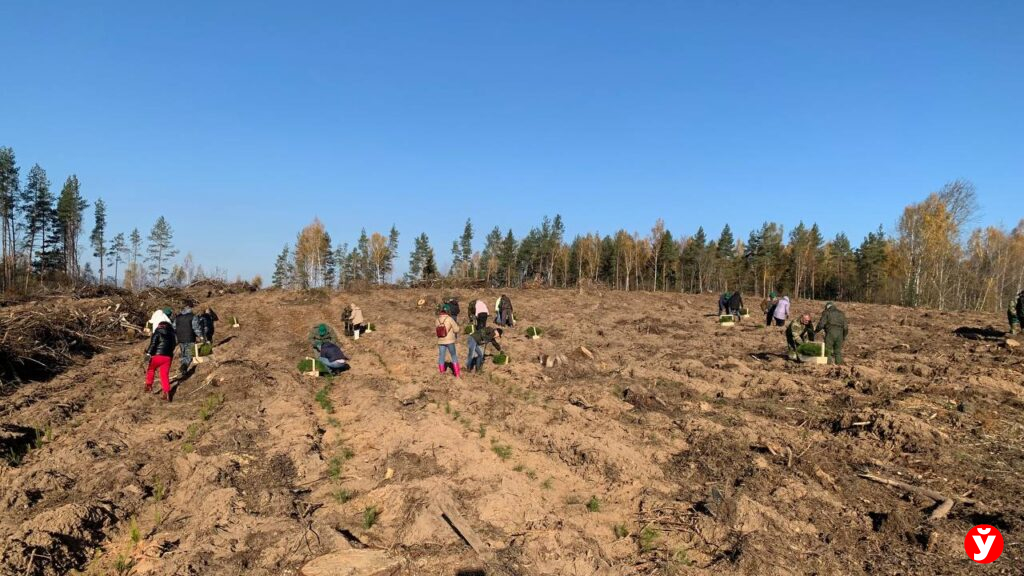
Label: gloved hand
xmin=143 ymin=354 xmax=152 ymax=369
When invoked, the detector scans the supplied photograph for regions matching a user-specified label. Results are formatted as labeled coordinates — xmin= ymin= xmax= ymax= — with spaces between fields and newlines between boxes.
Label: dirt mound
xmin=1 ymin=289 xmax=1022 ymax=575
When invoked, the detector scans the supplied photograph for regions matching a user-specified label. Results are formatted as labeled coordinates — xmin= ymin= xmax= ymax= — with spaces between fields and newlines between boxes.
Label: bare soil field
xmin=1 ymin=288 xmax=1022 ymax=575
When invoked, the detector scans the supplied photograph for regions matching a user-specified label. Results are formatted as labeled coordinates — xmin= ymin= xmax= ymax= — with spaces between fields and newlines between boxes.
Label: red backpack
xmin=435 ymin=318 xmax=449 ymax=338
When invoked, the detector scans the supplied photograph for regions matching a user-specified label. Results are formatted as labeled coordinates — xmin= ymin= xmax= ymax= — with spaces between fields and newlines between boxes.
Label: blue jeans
xmin=467 ymin=337 xmax=483 ymax=368
xmin=179 ymin=343 xmax=193 ymax=368
xmin=438 ymin=343 xmax=458 ymax=365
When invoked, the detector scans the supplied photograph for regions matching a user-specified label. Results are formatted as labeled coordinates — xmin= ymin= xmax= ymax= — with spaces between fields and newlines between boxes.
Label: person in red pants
xmin=145 ymin=319 xmax=177 ymax=401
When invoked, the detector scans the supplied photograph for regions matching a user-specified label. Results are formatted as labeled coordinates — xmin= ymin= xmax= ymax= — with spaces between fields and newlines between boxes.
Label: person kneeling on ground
xmin=786 ymin=313 xmax=815 ymax=359
xmin=816 ymin=302 xmax=849 ymax=365
xmin=467 ymin=327 xmax=503 ymax=373
xmin=315 ymin=340 xmax=350 ymax=374
xmin=772 ymin=295 xmax=790 ymax=327
xmin=436 ymin=305 xmax=461 ymax=377
xmin=144 ymin=318 xmax=177 ymax=401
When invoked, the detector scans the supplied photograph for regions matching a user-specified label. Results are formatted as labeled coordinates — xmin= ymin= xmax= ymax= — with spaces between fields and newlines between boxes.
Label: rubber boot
xmin=453 ymin=363 xmax=461 ymax=378
xmin=438 ymin=364 xmax=445 ymax=374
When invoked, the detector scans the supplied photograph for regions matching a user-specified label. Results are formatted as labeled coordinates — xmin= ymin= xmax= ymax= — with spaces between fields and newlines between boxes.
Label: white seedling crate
xmin=799 ymin=343 xmax=828 ymax=365
xmin=718 ymin=315 xmax=735 ymax=327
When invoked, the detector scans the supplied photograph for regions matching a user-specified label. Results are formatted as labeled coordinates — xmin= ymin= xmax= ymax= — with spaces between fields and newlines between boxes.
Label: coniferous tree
xmin=21 ymin=164 xmax=52 ymax=284
xmin=90 ymin=199 xmax=107 ymax=284
xmin=128 ymin=228 xmax=143 ymax=289
xmin=107 ymin=232 xmax=128 ymax=286
xmin=0 ymin=147 xmax=19 ymax=288
xmin=385 ymin=225 xmax=399 ymax=282
xmin=498 ymin=229 xmax=517 ymax=287
xmin=146 ymin=216 xmax=178 ymax=286
xmin=56 ymin=175 xmax=88 ymax=277
xmin=459 ymin=219 xmax=473 ymax=277
xmin=323 ymin=233 xmax=337 ymax=288
xmin=272 ymin=245 xmax=292 ymax=288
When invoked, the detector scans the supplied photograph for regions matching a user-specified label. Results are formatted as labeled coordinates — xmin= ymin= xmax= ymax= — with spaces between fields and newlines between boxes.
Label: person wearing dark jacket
xmin=718 ymin=292 xmax=731 ymax=316
xmin=145 ymin=320 xmax=176 ymax=401
xmin=726 ymin=292 xmax=744 ymax=318
xmin=467 ymin=327 xmax=502 ymax=372
xmin=816 ymin=302 xmax=849 ymax=365
xmin=315 ymin=341 xmax=350 ymax=373
xmin=495 ymin=295 xmax=516 ymax=327
xmin=175 ymin=306 xmax=197 ymax=373
xmin=197 ymin=307 xmax=218 ymax=343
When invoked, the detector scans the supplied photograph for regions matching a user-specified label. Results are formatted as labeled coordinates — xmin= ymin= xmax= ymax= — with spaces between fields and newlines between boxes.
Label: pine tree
xmin=21 ymin=164 xmax=52 ymax=285
xmin=449 ymin=240 xmax=461 ymax=277
xmin=107 ymin=232 xmax=128 ymax=286
xmin=90 ymin=199 xmax=107 ymax=284
xmin=459 ymin=219 xmax=473 ymax=277
xmin=498 ymin=229 xmax=518 ymax=287
xmin=56 ymin=175 xmax=88 ymax=278
xmin=128 ymin=228 xmax=143 ymax=289
xmin=385 ymin=225 xmax=399 ymax=282
xmin=334 ymin=243 xmax=348 ymax=288
xmin=356 ymin=229 xmax=370 ymax=280
xmin=0 ymin=147 xmax=19 ymax=289
xmin=146 ymin=216 xmax=178 ymax=286
xmin=323 ymin=233 xmax=337 ymax=288
xmin=272 ymin=245 xmax=292 ymax=288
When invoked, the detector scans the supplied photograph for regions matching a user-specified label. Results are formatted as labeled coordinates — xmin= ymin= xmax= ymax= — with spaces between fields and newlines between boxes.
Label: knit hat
xmin=769 ymin=291 xmax=776 ymax=298
xmin=317 ymin=323 xmax=329 ymax=335
xmin=162 ymin=307 xmax=173 ymax=315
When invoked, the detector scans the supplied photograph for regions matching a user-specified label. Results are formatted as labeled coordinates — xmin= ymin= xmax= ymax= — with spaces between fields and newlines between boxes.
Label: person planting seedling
xmin=309 ymin=323 xmax=337 ymax=348
xmin=815 ymin=302 xmax=849 ymax=365
xmin=467 ymin=327 xmax=502 ymax=373
xmin=785 ymin=314 xmax=816 ymax=359
xmin=314 ymin=340 xmax=350 ymax=374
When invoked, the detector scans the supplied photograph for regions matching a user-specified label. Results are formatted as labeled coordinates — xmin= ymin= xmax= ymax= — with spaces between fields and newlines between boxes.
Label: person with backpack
xmin=495 ymin=294 xmax=516 ymax=327
xmin=467 ymin=327 xmax=503 ymax=373
xmin=144 ymin=317 xmax=176 ymax=401
xmin=816 ymin=302 xmax=849 ymax=365
xmin=435 ymin=305 xmax=461 ymax=377
xmin=174 ymin=305 xmax=197 ymax=373
xmin=473 ymin=298 xmax=489 ymax=330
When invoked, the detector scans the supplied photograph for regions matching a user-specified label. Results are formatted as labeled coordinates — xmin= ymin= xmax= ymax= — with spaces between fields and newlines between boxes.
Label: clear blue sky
xmin=1 ymin=1 xmax=1021 ymax=280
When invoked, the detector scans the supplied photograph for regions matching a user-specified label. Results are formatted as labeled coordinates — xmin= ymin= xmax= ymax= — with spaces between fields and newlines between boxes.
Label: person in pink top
xmin=474 ymin=298 xmax=489 ymax=330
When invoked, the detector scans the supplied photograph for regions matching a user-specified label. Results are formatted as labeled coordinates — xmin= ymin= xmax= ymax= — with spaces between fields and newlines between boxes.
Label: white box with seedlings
xmin=797 ymin=342 xmax=828 ymax=364
xmin=718 ymin=314 xmax=735 ymax=327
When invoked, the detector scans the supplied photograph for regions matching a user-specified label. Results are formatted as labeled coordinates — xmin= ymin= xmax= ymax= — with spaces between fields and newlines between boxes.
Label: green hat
xmin=317 ymin=323 xmax=328 ymax=335
xmin=769 ymin=291 xmax=776 ymax=298
xmin=162 ymin=307 xmax=172 ymax=315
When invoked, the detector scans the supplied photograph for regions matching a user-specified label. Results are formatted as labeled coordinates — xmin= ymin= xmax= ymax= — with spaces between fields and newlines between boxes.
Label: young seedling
xmin=541 ymin=477 xmax=553 ymax=490
xmin=114 ymin=555 xmax=134 ymax=576
xmin=328 ymin=456 xmax=344 ymax=480
xmin=333 ymin=489 xmax=352 ymax=503
xmin=613 ymin=523 xmax=629 ymax=539
xmin=315 ymin=384 xmax=335 ymax=413
xmin=491 ymin=441 xmax=513 ymax=460
xmin=586 ymin=496 xmax=601 ymax=513
xmin=362 ymin=506 xmax=379 ymax=529
xmin=478 ymin=424 xmax=487 ymax=439
xmin=639 ymin=527 xmax=660 ymax=553
xmin=129 ymin=516 xmax=141 ymax=544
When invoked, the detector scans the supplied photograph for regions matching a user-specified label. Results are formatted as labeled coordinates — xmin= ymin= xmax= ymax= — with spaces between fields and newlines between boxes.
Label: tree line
xmin=275 ymin=179 xmax=1023 ymax=313
xmin=0 ymin=145 xmax=200 ymax=292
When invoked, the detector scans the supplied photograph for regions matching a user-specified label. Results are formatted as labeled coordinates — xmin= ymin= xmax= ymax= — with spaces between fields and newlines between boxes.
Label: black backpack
xmin=445 ymin=298 xmax=460 ymax=318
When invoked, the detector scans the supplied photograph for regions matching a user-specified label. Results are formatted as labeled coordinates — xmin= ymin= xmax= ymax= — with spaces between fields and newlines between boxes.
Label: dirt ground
xmin=1 ymin=288 xmax=1022 ymax=576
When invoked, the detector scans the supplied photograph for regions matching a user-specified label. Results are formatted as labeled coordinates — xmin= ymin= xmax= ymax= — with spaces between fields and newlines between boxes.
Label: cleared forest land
xmin=1 ymin=288 xmax=1022 ymax=576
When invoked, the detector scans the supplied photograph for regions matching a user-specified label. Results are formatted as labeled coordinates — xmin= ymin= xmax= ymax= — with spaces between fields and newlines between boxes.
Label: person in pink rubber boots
xmin=435 ymin=304 xmax=461 ymax=377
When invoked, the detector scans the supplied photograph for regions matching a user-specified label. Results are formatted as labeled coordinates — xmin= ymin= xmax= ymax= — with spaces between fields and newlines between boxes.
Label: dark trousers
xmin=476 ymin=313 xmax=488 ymax=329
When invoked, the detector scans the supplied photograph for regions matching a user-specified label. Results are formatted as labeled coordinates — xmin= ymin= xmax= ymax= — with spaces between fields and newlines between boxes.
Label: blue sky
xmin=1 ymin=1 xmax=1021 ymax=280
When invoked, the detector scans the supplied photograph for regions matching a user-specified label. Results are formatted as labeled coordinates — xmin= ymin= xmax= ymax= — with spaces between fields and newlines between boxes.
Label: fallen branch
xmin=858 ymin=472 xmax=980 ymax=506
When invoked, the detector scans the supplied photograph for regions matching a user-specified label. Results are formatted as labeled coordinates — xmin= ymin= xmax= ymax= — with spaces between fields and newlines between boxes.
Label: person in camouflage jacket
xmin=786 ymin=313 xmax=816 ymax=359
xmin=815 ymin=302 xmax=849 ymax=365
